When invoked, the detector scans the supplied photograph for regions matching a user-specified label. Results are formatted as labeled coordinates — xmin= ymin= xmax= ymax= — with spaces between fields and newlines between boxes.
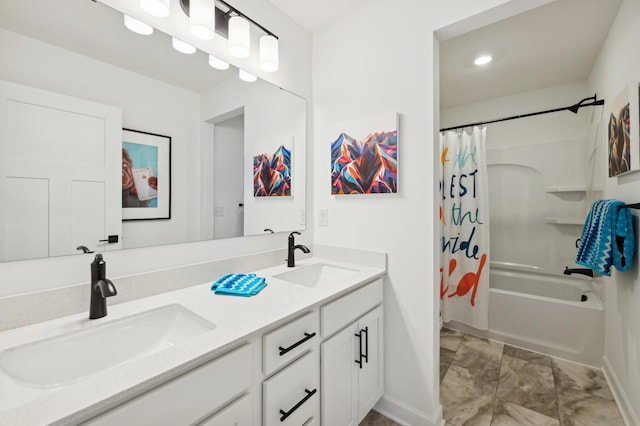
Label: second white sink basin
xmin=274 ymin=263 xmax=359 ymax=287
xmin=0 ymin=304 xmax=215 ymax=387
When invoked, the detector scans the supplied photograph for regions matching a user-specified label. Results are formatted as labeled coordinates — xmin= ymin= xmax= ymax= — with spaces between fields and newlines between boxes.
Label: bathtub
xmin=446 ymin=262 xmax=604 ymax=367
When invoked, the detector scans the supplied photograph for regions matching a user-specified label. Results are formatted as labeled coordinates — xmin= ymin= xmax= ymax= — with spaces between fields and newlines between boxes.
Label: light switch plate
xmin=318 ymin=209 xmax=328 ymax=227
xmin=299 ymin=209 xmax=306 ymax=225
xmin=214 ymin=206 xmax=224 ymax=217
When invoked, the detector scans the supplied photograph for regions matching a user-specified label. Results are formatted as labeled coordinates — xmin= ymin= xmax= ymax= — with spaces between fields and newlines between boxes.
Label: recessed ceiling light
xmin=474 ymin=55 xmax=493 ymax=66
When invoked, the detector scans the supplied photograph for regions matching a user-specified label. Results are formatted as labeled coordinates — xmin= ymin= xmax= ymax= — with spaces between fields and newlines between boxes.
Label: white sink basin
xmin=274 ymin=263 xmax=359 ymax=287
xmin=0 ymin=304 xmax=215 ymax=387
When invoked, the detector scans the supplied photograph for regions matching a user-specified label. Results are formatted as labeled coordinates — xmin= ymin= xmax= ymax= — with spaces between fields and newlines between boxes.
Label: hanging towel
xmin=211 ymin=273 xmax=267 ymax=297
xmin=576 ymin=200 xmax=635 ymax=276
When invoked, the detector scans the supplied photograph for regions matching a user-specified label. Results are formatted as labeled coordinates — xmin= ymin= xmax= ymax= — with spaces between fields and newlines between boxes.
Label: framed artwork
xmin=253 ymin=143 xmax=292 ymax=197
xmin=122 ymin=128 xmax=171 ymax=220
xmin=608 ymin=83 xmax=640 ymax=177
xmin=331 ymin=111 xmax=398 ymax=194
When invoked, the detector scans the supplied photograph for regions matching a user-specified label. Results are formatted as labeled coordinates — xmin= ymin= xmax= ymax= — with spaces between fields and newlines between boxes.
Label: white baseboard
xmin=602 ymin=356 xmax=639 ymax=426
xmin=374 ymin=395 xmax=444 ymax=426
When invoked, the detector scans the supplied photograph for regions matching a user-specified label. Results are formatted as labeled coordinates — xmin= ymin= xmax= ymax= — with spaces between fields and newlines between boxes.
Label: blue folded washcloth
xmin=576 ymin=200 xmax=634 ymax=276
xmin=211 ymin=273 xmax=267 ymax=297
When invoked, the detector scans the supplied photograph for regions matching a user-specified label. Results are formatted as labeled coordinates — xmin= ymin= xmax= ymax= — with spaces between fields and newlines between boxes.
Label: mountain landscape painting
xmin=253 ymin=145 xmax=291 ymax=197
xmin=331 ymin=113 xmax=398 ymax=194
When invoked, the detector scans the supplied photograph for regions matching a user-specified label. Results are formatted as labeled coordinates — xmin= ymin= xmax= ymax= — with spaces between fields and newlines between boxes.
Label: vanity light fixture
xmin=209 ymin=54 xmax=230 ymax=70
xmin=124 ymin=15 xmax=154 ymax=35
xmin=238 ymin=69 xmax=257 ymax=82
xmin=259 ymin=35 xmax=279 ymax=72
xmin=228 ymin=15 xmax=250 ymax=58
xmin=172 ymin=37 xmax=196 ymax=54
xmin=140 ymin=0 xmax=170 ymax=18
xmin=190 ymin=0 xmax=215 ymax=40
xmin=474 ymin=55 xmax=493 ymax=66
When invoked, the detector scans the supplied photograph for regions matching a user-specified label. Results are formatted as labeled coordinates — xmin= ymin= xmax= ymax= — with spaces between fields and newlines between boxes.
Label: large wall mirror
xmin=0 ymin=0 xmax=306 ymax=263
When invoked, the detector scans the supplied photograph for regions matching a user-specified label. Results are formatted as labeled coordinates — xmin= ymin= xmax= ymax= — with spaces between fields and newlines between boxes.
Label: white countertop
xmin=0 ymin=257 xmax=385 ymax=425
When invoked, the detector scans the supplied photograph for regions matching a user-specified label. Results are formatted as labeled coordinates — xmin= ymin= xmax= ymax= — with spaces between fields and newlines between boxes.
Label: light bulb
xmin=259 ymin=35 xmax=279 ymax=72
xmin=209 ymin=55 xmax=230 ymax=70
xmin=474 ymin=55 xmax=492 ymax=66
xmin=190 ymin=0 xmax=215 ymax=40
xmin=124 ymin=15 xmax=153 ymax=35
xmin=238 ymin=69 xmax=257 ymax=82
xmin=229 ymin=16 xmax=250 ymax=58
xmin=172 ymin=37 xmax=196 ymax=54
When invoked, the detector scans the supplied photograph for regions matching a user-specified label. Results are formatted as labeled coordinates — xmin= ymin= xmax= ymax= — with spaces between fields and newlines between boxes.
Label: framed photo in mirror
xmin=122 ymin=128 xmax=171 ymax=220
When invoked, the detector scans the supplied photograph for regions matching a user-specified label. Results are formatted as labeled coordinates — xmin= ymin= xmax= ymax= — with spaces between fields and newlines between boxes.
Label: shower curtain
xmin=439 ymin=127 xmax=490 ymax=330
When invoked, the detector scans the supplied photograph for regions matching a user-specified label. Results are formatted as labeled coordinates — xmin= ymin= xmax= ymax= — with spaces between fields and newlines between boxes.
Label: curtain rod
xmin=439 ymin=95 xmax=605 ymax=132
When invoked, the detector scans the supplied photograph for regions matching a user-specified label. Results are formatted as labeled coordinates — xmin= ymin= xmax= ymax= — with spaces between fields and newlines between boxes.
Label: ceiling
xmin=438 ymin=0 xmax=622 ymax=108
xmin=267 ymin=0 xmax=372 ymax=34
xmin=268 ymin=0 xmax=622 ymax=109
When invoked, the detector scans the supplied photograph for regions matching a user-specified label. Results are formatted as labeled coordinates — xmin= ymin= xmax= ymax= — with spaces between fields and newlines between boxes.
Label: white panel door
xmin=0 ymin=81 xmax=122 ymax=261
xmin=357 ymin=305 xmax=384 ymax=422
xmin=321 ymin=322 xmax=359 ymax=426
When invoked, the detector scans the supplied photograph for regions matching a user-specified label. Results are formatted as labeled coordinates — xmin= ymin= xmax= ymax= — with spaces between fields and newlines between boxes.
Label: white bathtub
xmin=446 ymin=264 xmax=604 ymax=366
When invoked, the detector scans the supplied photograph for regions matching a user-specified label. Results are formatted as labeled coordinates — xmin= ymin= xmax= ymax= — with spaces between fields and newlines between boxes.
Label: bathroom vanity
xmin=0 ymin=254 xmax=385 ymax=425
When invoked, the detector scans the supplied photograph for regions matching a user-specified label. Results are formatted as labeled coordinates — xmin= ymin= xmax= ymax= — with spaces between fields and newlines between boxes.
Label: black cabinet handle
xmin=278 ymin=332 xmax=316 ymax=356
xmin=279 ymin=388 xmax=317 ymax=422
xmin=99 ymin=235 xmax=119 ymax=244
xmin=363 ymin=326 xmax=369 ymax=364
xmin=354 ymin=330 xmax=363 ymax=368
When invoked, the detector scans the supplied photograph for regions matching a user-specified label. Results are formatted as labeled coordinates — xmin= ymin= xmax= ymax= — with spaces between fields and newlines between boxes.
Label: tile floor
xmin=358 ymin=328 xmax=626 ymax=426
xmin=440 ymin=328 xmax=625 ymax=426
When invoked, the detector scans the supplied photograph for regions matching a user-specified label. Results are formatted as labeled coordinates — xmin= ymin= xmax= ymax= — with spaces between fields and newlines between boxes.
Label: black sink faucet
xmin=90 ymin=254 xmax=117 ymax=319
xmin=287 ymin=231 xmax=310 ymax=267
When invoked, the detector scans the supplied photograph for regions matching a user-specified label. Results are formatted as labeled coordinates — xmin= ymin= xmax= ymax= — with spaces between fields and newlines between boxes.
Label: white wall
xmin=0 ymin=0 xmax=312 ymax=297
xmin=0 ymin=28 xmax=201 ymax=250
xmin=311 ymin=0 xmax=534 ymax=423
xmin=588 ymin=0 xmax=640 ymax=422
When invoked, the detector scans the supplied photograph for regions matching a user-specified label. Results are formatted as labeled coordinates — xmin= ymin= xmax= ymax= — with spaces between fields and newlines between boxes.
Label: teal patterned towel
xmin=211 ymin=273 xmax=267 ymax=297
xmin=576 ymin=200 xmax=634 ymax=276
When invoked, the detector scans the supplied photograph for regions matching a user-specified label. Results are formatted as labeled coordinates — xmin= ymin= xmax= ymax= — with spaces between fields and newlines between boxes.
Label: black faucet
xmin=90 ymin=254 xmax=117 ymax=319
xmin=563 ymin=267 xmax=594 ymax=278
xmin=287 ymin=231 xmax=310 ymax=267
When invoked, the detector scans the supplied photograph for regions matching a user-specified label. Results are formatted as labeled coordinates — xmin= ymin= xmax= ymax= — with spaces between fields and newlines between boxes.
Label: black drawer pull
xmin=279 ymin=388 xmax=317 ymax=422
xmin=278 ymin=332 xmax=316 ymax=356
xmin=363 ymin=326 xmax=369 ymax=364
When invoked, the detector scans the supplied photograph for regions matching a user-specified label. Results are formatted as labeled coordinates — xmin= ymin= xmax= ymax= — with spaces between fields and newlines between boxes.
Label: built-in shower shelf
xmin=544 ymin=186 xmax=603 ymax=193
xmin=544 ymin=217 xmax=585 ymax=225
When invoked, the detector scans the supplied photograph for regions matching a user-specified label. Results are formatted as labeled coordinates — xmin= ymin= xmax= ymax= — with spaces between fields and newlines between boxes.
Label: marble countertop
xmin=0 ymin=257 xmax=385 ymax=425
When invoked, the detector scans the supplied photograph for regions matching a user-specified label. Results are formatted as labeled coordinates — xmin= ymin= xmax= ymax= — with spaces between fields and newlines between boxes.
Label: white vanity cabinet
xmin=83 ymin=344 xmax=253 ymax=425
xmin=320 ymin=279 xmax=384 ymax=426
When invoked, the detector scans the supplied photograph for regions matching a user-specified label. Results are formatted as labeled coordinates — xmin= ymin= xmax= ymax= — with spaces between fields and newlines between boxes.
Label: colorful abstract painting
xmin=330 ymin=114 xmax=398 ymax=194
xmin=253 ymin=145 xmax=291 ymax=197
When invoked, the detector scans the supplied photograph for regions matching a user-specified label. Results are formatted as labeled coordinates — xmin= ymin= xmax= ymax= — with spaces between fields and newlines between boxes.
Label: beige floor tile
xmin=556 ymin=389 xmax=625 ymax=426
xmin=451 ymin=334 xmax=504 ymax=381
xmin=441 ymin=364 xmax=497 ymax=426
xmin=496 ymin=355 xmax=558 ymax=418
xmin=491 ymin=398 xmax=560 ymax=426
xmin=441 ymin=327 xmax=465 ymax=352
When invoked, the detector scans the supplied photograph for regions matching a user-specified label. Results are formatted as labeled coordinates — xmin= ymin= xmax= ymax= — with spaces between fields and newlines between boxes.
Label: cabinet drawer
xmin=84 ymin=344 xmax=252 ymax=425
xmin=263 ymin=310 xmax=319 ymax=376
xmin=263 ymin=350 xmax=319 ymax=426
xmin=198 ymin=393 xmax=252 ymax=426
xmin=321 ymin=279 xmax=382 ymax=338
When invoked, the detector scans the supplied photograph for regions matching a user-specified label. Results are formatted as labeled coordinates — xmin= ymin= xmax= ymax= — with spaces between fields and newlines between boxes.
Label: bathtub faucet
xmin=563 ymin=267 xmax=594 ymax=278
